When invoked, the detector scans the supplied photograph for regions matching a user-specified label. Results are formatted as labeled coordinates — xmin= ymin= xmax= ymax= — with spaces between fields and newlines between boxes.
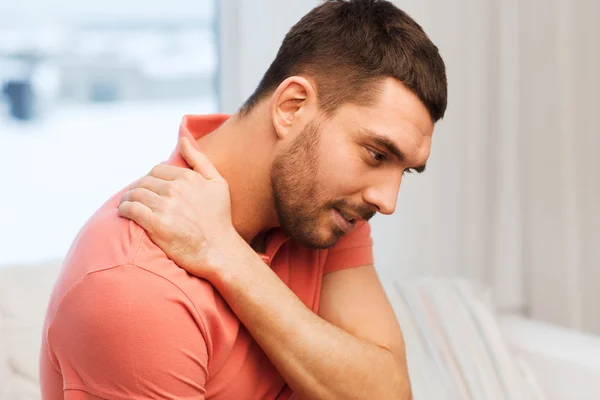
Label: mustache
xmin=330 ymin=199 xmax=377 ymax=222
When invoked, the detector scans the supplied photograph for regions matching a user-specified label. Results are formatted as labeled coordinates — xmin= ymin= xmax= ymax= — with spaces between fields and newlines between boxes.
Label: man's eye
xmin=368 ymin=149 xmax=386 ymax=163
xmin=403 ymin=168 xmax=417 ymax=175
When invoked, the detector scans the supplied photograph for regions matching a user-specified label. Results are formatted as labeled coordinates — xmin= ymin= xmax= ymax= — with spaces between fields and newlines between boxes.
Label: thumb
xmin=180 ymin=137 xmax=221 ymax=180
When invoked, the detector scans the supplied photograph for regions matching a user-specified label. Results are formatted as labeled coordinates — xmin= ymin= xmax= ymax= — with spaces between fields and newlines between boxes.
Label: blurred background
xmin=0 ymin=0 xmax=598 ymax=338
xmin=0 ymin=0 xmax=218 ymax=267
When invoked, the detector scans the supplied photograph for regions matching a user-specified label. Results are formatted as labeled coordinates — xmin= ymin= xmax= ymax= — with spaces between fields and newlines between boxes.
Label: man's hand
xmin=118 ymin=137 xmax=246 ymax=281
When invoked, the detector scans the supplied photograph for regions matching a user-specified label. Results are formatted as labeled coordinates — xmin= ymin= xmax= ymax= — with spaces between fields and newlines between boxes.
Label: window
xmin=0 ymin=0 xmax=218 ymax=265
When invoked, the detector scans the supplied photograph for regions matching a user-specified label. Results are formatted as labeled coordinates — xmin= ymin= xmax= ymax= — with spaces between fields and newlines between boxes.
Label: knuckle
xmin=120 ymin=191 xmax=130 ymax=203
xmin=164 ymin=181 xmax=179 ymax=196
xmin=138 ymin=175 xmax=151 ymax=188
xmin=150 ymin=164 xmax=162 ymax=176
xmin=148 ymin=213 xmax=160 ymax=232
xmin=129 ymin=188 xmax=142 ymax=202
xmin=165 ymin=196 xmax=179 ymax=211
xmin=183 ymin=169 xmax=196 ymax=182
xmin=117 ymin=201 xmax=128 ymax=215
xmin=156 ymin=214 xmax=170 ymax=232
xmin=151 ymin=196 xmax=163 ymax=211
xmin=120 ymin=201 xmax=137 ymax=219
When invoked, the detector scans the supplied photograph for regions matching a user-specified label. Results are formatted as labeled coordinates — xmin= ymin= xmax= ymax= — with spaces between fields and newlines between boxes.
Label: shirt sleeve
xmin=322 ymin=221 xmax=374 ymax=274
xmin=47 ymin=264 xmax=209 ymax=400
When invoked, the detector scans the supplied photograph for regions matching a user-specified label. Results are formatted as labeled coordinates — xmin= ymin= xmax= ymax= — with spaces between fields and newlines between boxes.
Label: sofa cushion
xmin=0 ymin=261 xmax=62 ymax=400
xmin=385 ymin=278 xmax=546 ymax=400
xmin=0 ymin=312 xmax=10 ymax=398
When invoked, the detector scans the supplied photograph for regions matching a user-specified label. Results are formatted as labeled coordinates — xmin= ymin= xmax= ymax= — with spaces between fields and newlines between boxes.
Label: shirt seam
xmin=129 ymin=222 xmax=147 ymax=266
xmin=46 ymin=263 xmax=213 ymax=373
xmin=64 ymin=383 xmax=207 ymax=400
xmin=125 ymin=224 xmax=213 ymax=358
xmin=44 ymin=263 xmax=131 ymax=371
xmin=63 ymin=384 xmax=120 ymax=400
xmin=44 ymin=223 xmax=145 ymax=370
xmin=129 ymin=262 xmax=214 ymax=363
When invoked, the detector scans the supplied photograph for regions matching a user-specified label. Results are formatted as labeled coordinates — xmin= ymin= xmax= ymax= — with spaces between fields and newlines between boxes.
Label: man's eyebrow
xmin=360 ymin=128 xmax=427 ymax=173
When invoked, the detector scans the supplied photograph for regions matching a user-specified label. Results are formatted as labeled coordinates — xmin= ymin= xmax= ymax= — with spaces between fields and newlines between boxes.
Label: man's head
xmin=243 ymin=0 xmax=447 ymax=248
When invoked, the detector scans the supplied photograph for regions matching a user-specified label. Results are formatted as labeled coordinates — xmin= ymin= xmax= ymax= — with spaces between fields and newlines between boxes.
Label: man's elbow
xmin=385 ymin=371 xmax=412 ymax=400
xmin=381 ymin=350 xmax=412 ymax=400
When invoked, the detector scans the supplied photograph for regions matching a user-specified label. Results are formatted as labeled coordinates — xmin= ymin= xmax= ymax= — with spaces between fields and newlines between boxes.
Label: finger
xmin=120 ymin=188 xmax=161 ymax=211
xmin=148 ymin=163 xmax=192 ymax=181
xmin=180 ymin=137 xmax=222 ymax=180
xmin=118 ymin=200 xmax=155 ymax=233
xmin=137 ymin=175 xmax=169 ymax=196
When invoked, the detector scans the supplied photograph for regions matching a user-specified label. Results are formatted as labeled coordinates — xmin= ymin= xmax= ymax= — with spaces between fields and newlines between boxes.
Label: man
xmin=40 ymin=1 xmax=446 ymax=399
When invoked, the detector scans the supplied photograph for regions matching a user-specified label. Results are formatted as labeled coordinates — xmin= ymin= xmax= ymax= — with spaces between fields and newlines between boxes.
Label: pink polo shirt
xmin=40 ymin=114 xmax=374 ymax=400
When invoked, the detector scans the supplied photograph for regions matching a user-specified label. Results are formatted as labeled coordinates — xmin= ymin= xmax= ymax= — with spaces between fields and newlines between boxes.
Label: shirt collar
xmin=167 ymin=114 xmax=230 ymax=167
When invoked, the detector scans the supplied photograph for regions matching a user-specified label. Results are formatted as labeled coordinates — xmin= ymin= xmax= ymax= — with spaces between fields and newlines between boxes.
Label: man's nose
xmin=362 ymin=176 xmax=402 ymax=215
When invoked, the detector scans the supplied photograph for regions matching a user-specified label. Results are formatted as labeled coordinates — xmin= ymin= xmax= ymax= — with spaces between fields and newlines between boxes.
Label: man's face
xmin=271 ymin=78 xmax=434 ymax=249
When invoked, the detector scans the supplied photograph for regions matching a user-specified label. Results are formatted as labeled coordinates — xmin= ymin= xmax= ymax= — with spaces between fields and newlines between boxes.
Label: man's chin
xmin=294 ymin=226 xmax=345 ymax=250
xmin=308 ymin=238 xmax=339 ymax=250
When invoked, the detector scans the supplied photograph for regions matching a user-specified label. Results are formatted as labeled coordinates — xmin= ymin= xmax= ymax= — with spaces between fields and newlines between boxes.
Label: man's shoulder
xmin=48 ymin=262 xmax=213 ymax=320
xmin=48 ymin=177 xmax=235 ymax=334
xmin=42 ymin=263 xmax=213 ymax=396
xmin=45 ymin=262 xmax=237 ymax=361
xmin=63 ymin=184 xmax=143 ymax=269
xmin=59 ymin=182 xmax=196 ymax=288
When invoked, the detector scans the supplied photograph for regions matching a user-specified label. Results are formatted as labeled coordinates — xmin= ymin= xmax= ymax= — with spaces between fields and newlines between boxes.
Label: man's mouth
xmin=332 ymin=208 xmax=356 ymax=234
xmin=335 ymin=208 xmax=357 ymax=224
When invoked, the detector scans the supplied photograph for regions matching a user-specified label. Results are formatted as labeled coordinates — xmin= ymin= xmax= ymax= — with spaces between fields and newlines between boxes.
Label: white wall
xmin=0 ymin=0 xmax=214 ymax=25
xmin=218 ymin=0 xmax=319 ymax=114
xmin=519 ymin=0 xmax=600 ymax=332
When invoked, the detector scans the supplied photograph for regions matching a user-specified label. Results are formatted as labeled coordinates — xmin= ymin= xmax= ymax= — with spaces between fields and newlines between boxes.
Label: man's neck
xmin=194 ymin=107 xmax=279 ymax=245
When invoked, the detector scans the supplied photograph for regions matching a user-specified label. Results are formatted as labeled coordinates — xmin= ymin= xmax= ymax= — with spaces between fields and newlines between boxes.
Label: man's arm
xmin=212 ymin=248 xmax=411 ymax=400
xmin=44 ymin=265 xmax=209 ymax=399
xmin=318 ymin=265 xmax=412 ymax=398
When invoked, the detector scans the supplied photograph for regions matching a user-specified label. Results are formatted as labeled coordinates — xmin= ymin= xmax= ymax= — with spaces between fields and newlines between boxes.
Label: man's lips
xmin=334 ymin=205 xmax=375 ymax=223
xmin=333 ymin=208 xmax=356 ymax=233
xmin=335 ymin=208 xmax=359 ymax=223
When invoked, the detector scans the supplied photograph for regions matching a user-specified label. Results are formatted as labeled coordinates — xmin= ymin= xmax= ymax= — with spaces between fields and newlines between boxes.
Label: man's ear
xmin=270 ymin=76 xmax=318 ymax=140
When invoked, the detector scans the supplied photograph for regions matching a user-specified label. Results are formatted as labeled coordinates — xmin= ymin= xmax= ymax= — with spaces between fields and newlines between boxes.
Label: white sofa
xmin=1 ymin=261 xmax=599 ymax=399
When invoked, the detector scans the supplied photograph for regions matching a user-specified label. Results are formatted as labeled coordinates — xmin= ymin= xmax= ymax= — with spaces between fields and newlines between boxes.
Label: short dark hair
xmin=240 ymin=0 xmax=447 ymax=122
